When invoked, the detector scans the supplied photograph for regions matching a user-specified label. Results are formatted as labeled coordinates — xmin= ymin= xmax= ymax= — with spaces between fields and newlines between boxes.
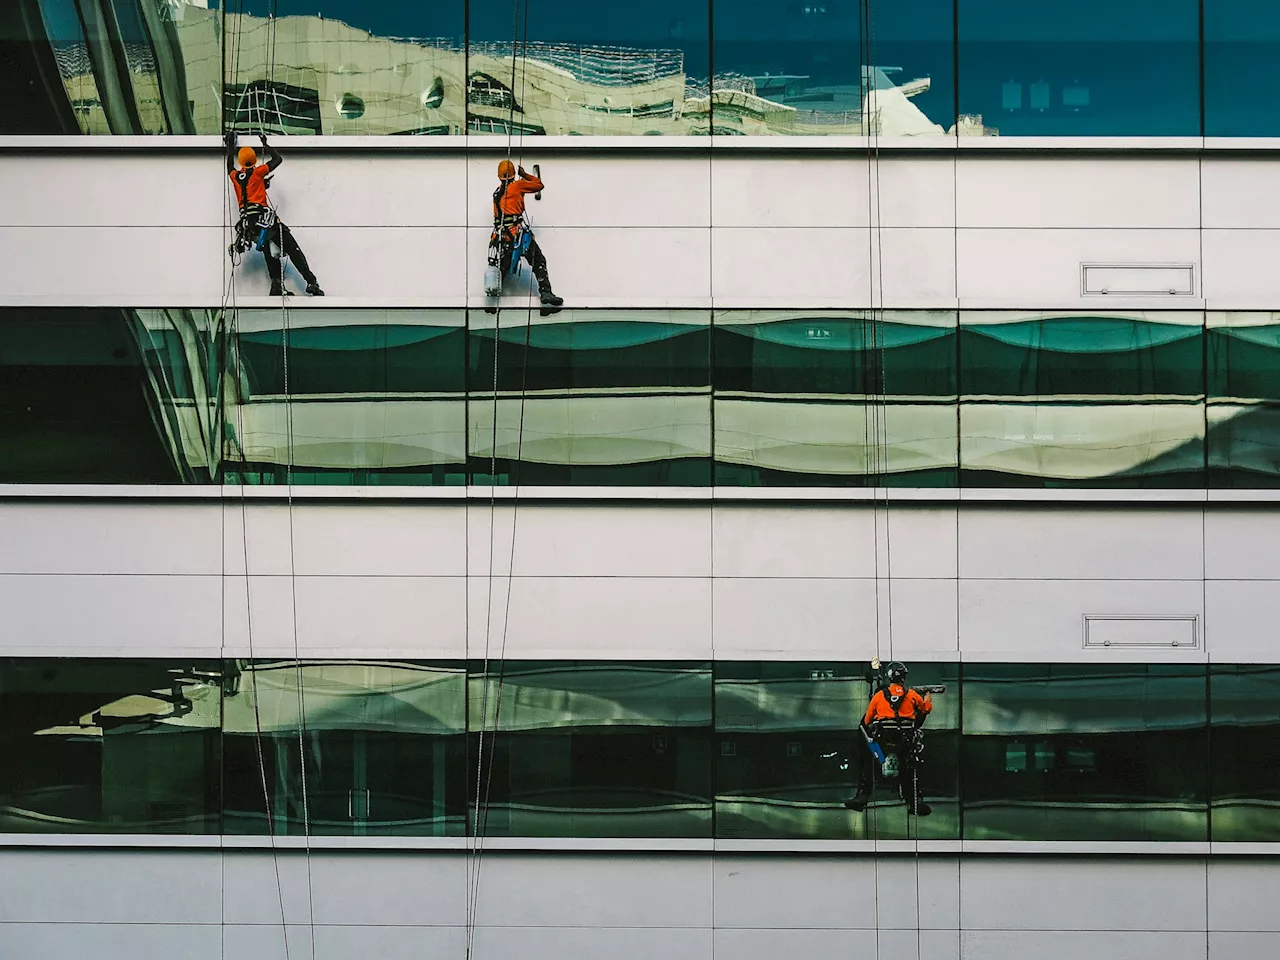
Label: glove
xmin=258 ymin=133 xmax=269 ymax=147
xmin=222 ymin=130 xmax=236 ymax=152
xmin=517 ymin=165 xmax=527 ymax=178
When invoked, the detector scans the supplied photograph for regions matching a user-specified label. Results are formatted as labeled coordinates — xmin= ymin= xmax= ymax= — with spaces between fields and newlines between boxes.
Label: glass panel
xmin=219 ymin=0 xmax=465 ymax=136
xmin=959 ymin=312 xmax=1206 ymax=487
xmin=466 ymin=0 xmax=708 ymax=135
xmin=0 ymin=308 xmax=187 ymax=483
xmin=0 ymin=658 xmax=222 ymax=833
xmin=1207 ymin=312 xmax=1280 ymax=487
xmin=958 ymin=0 xmax=1200 ymax=136
xmin=222 ymin=660 xmax=467 ymax=837
xmin=715 ymin=661 xmax=959 ymax=840
xmin=1211 ymin=665 xmax=1280 ymax=841
xmin=469 ymin=661 xmax=712 ymax=837
xmin=468 ymin=309 xmax=712 ymax=485
xmin=226 ymin=309 xmax=467 ymax=485
xmin=714 ymin=310 xmax=958 ymax=486
xmin=1205 ymin=0 xmax=1280 ymax=137
xmin=962 ymin=663 xmax=1208 ymax=841
xmin=712 ymin=0 xmax=958 ymax=137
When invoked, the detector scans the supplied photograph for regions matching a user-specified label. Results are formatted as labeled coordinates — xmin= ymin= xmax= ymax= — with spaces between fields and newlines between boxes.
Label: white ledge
xmin=2 ymin=485 xmax=1279 ymax=505
xmin=0 ymin=834 xmax=1268 ymax=855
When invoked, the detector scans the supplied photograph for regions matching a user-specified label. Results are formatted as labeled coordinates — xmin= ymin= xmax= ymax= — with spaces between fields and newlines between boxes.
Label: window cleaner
xmin=226 ymin=132 xmax=324 ymax=297
xmin=486 ymin=160 xmax=564 ymax=316
xmin=843 ymin=661 xmax=943 ymax=816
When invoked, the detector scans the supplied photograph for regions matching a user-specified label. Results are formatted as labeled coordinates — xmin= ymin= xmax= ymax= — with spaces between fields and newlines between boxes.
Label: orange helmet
xmin=497 ymin=159 xmax=515 ymax=180
xmin=237 ymin=146 xmax=257 ymax=168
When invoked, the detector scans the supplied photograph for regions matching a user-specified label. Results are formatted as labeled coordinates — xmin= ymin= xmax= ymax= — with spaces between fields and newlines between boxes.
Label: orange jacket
xmin=493 ymin=169 xmax=543 ymax=220
xmin=863 ymin=684 xmax=932 ymax=725
xmin=230 ymin=164 xmax=271 ymax=210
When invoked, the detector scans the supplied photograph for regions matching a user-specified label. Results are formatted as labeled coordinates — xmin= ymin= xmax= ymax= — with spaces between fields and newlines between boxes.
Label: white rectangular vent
xmin=1082 ymin=264 xmax=1196 ymax=296
xmin=1083 ymin=615 xmax=1199 ymax=649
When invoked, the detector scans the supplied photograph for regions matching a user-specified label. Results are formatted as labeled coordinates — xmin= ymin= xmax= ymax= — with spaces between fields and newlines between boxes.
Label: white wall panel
xmin=470 ymin=854 xmax=711 ymax=927
xmin=887 ymin=578 xmax=960 ymax=659
xmin=467 ymin=225 xmax=711 ymax=307
xmin=0 ymin=574 xmax=222 ymax=654
xmin=469 ymin=155 xmax=711 ymax=228
xmin=468 ymin=504 xmax=711 ymax=578
xmin=881 ymin=507 xmax=959 ymax=579
xmin=711 ymin=856 xmax=878 ymax=928
xmin=221 ymin=574 xmax=298 ymax=654
xmin=0 ymin=923 xmax=221 ymax=960
xmin=289 ymin=504 xmax=465 ymax=577
xmin=1210 ymin=933 xmax=1280 ymax=953
xmin=231 ymin=226 xmax=467 ymax=300
xmin=305 ymin=853 xmax=466 ymax=925
xmin=0 ymin=155 xmax=221 ymax=227
xmin=711 ymin=506 xmax=878 ymax=579
xmin=1202 ymin=159 xmax=1280 ymax=229
xmin=468 ymin=576 xmax=711 ymax=659
xmin=0 ymin=503 xmax=219 ymax=575
xmin=1204 ymin=581 xmax=1280 ymax=663
xmin=712 ymin=577 xmax=877 ymax=660
xmin=959 ymin=579 xmax=1206 ymax=661
xmin=271 ymin=155 xmax=467 ymax=228
xmin=1202 ymin=229 xmax=1280 ymax=308
xmin=0 ymin=226 xmax=224 ymax=304
xmin=877 ymin=227 xmax=958 ymax=306
xmin=471 ymin=928 xmax=711 ymax=960
xmin=712 ymin=227 xmax=870 ymax=308
xmin=1209 ymin=861 xmax=1280 ymax=932
xmin=223 ymin=504 xmax=298 ymax=577
xmin=959 ymin=508 xmax=1204 ymax=581
xmin=1205 ymin=510 xmax=1280 ymax=580
xmin=221 ymin=925 xmax=315 ymax=960
xmin=221 ymin=852 xmax=332 ymax=925
xmin=957 ymin=158 xmax=1201 ymax=228
xmin=956 ymin=228 xmax=1200 ymax=306
xmin=959 ymin=931 xmax=1208 ymax=960
xmin=315 ymin=927 xmax=464 ymax=960
xmin=959 ymin=858 xmax=1207 ymax=931
xmin=291 ymin=575 xmax=466 ymax=656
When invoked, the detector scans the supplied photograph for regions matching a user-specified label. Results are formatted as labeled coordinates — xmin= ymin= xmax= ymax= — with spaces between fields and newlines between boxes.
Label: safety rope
xmin=465 ymin=2 xmax=538 ymax=956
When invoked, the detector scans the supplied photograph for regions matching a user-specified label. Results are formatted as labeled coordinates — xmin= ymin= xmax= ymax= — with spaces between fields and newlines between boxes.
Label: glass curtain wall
xmin=1207 ymin=312 xmax=1280 ymax=486
xmin=11 ymin=1 xmax=1280 ymax=136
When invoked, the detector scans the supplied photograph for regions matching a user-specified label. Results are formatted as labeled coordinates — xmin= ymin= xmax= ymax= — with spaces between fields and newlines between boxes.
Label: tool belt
xmin=234 ymin=204 xmax=277 ymax=253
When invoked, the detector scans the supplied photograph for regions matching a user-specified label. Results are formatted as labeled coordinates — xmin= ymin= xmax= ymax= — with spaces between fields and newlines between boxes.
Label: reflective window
xmin=0 ymin=658 xmax=222 ymax=833
xmin=220 ymin=0 xmax=464 ymax=136
xmin=222 ymin=660 xmax=467 ymax=837
xmin=0 ymin=309 xmax=188 ymax=483
xmin=712 ymin=0 xmax=957 ymax=137
xmin=1205 ymin=1 xmax=1280 ymax=137
xmin=958 ymin=0 xmax=1200 ymax=136
xmin=959 ymin=312 xmax=1206 ymax=487
xmin=1207 ymin=312 xmax=1280 ymax=487
xmin=961 ymin=664 xmax=1208 ymax=841
xmin=468 ymin=309 xmax=712 ymax=485
xmin=715 ymin=661 xmax=959 ymax=840
xmin=1211 ymin=665 xmax=1280 ymax=841
xmin=226 ymin=309 xmax=467 ymax=486
xmin=469 ymin=661 xmax=712 ymax=837
xmin=714 ymin=310 xmax=958 ymax=486
xmin=466 ymin=0 xmax=708 ymax=135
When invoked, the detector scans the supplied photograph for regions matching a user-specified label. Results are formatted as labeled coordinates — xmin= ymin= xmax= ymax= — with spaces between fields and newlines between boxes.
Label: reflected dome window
xmin=423 ymin=78 xmax=445 ymax=110
xmin=337 ymin=94 xmax=365 ymax=120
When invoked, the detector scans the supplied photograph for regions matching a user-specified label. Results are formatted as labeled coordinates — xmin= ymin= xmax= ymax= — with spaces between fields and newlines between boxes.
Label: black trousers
xmin=261 ymin=221 xmax=318 ymax=286
xmin=854 ymin=744 xmax=925 ymax=810
xmin=499 ymin=233 xmax=553 ymax=293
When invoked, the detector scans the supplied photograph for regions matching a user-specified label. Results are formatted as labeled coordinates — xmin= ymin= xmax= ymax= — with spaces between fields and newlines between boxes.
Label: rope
xmin=466 ymin=2 xmax=537 ymax=956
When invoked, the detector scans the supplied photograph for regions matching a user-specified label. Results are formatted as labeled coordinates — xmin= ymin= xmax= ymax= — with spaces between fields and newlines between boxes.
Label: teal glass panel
xmin=712 ymin=0 xmax=956 ymax=137
xmin=714 ymin=661 xmax=959 ymax=840
xmin=959 ymin=313 xmax=1206 ymax=487
xmin=0 ymin=0 xmax=83 ymax=133
xmin=958 ymin=0 xmax=1200 ymax=136
xmin=0 ymin=658 xmax=222 ymax=834
xmin=222 ymin=660 xmax=467 ymax=837
xmin=220 ymin=0 xmax=464 ymax=136
xmin=468 ymin=661 xmax=712 ymax=838
xmin=1206 ymin=1 xmax=1280 ymax=137
xmin=0 ymin=308 xmax=191 ymax=483
xmin=468 ymin=309 xmax=711 ymax=485
xmin=1211 ymin=665 xmax=1280 ymax=841
xmin=1207 ymin=315 xmax=1280 ymax=486
xmin=961 ymin=664 xmax=1208 ymax=841
xmin=226 ymin=309 xmax=467 ymax=486
xmin=466 ymin=0 xmax=708 ymax=135
xmin=714 ymin=310 xmax=958 ymax=487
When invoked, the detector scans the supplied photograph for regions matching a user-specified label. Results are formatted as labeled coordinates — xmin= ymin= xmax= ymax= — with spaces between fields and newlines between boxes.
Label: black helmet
xmin=886 ymin=661 xmax=908 ymax=683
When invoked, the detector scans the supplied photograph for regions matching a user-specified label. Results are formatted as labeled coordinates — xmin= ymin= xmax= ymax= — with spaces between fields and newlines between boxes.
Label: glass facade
xmin=12 ymin=306 xmax=1279 ymax=488
xmin=3 ymin=657 xmax=1272 ymax=842
xmin=5 ymin=0 xmax=1280 ymax=137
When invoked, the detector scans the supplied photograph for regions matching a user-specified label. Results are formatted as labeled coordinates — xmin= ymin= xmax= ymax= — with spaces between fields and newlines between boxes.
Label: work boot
xmin=843 ymin=795 xmax=869 ymax=812
xmin=268 ymin=282 xmax=291 ymax=297
xmin=910 ymin=802 xmax=932 ymax=817
xmin=305 ymin=282 xmax=325 ymax=296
